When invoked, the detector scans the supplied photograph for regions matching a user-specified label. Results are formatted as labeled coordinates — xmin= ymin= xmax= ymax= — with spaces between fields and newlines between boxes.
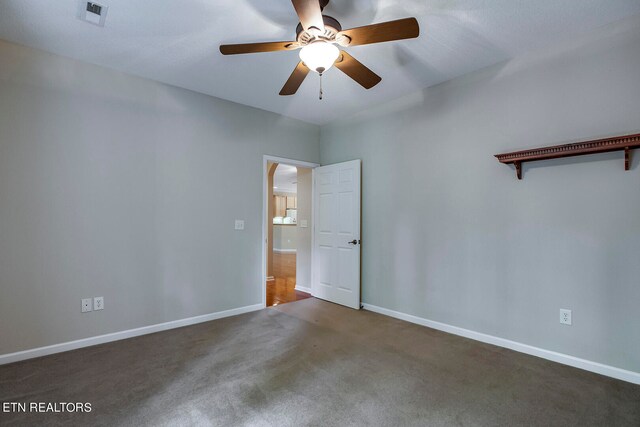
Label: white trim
xmin=263 ymin=156 xmax=319 ymax=169
xmin=362 ymin=303 xmax=640 ymax=385
xmin=262 ymin=155 xmax=319 ymax=308
xmin=0 ymin=304 xmax=263 ymax=366
xmin=295 ymin=285 xmax=312 ymax=294
xmin=273 ymin=248 xmax=296 ymax=253
xmin=310 ymin=169 xmax=316 ymax=299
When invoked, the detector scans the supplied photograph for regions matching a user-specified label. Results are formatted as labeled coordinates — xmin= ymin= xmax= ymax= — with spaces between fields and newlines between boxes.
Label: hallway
xmin=266 ymin=252 xmax=311 ymax=307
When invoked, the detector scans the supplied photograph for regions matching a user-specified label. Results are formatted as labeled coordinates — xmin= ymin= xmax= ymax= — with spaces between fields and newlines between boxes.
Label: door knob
xmin=348 ymin=240 xmax=361 ymax=245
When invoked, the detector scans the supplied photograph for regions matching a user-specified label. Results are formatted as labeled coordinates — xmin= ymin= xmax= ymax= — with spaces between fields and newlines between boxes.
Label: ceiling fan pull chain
xmin=319 ymin=73 xmax=323 ymax=100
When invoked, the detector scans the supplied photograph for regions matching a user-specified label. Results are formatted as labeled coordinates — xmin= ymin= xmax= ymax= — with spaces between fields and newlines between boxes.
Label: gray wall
xmin=320 ymin=17 xmax=640 ymax=372
xmin=0 ymin=40 xmax=320 ymax=355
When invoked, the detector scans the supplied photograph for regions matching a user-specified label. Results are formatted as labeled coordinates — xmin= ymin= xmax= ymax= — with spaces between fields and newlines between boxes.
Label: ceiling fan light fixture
xmin=299 ymin=42 xmax=340 ymax=74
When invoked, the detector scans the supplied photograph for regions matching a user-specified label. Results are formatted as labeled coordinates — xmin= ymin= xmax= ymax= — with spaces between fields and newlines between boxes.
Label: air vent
xmin=78 ymin=1 xmax=108 ymax=27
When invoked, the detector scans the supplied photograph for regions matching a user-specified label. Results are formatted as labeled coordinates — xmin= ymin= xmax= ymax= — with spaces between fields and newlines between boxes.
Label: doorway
xmin=262 ymin=156 xmax=362 ymax=310
xmin=263 ymin=156 xmax=319 ymax=307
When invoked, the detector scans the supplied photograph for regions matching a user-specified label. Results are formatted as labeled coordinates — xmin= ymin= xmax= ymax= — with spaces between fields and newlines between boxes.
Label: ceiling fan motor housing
xmin=296 ymin=15 xmax=342 ymax=45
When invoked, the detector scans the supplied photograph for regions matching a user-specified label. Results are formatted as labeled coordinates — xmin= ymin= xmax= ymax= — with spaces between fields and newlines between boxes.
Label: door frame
xmin=262 ymin=155 xmax=319 ymax=308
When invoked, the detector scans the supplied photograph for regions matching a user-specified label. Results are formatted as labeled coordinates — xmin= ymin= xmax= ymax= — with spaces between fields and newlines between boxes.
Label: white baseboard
xmin=295 ymin=285 xmax=312 ymax=294
xmin=0 ymin=303 xmax=264 ymax=366
xmin=362 ymin=303 xmax=640 ymax=385
xmin=273 ymin=248 xmax=296 ymax=254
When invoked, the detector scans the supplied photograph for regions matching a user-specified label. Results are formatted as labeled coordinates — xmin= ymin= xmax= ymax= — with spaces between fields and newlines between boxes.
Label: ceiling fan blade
xmin=334 ymin=52 xmax=382 ymax=89
xmin=220 ymin=41 xmax=298 ymax=55
xmin=338 ymin=17 xmax=420 ymax=47
xmin=291 ymin=0 xmax=325 ymax=32
xmin=280 ymin=62 xmax=310 ymax=96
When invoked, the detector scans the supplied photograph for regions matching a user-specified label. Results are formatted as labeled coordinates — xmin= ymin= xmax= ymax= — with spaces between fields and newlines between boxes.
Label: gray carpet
xmin=1 ymin=298 xmax=639 ymax=426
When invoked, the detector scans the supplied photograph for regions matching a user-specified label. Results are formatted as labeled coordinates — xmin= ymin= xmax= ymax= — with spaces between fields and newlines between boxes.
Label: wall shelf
xmin=495 ymin=133 xmax=640 ymax=179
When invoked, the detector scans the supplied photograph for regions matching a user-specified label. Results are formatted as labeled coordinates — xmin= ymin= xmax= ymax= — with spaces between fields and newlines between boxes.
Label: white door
xmin=312 ymin=160 xmax=361 ymax=309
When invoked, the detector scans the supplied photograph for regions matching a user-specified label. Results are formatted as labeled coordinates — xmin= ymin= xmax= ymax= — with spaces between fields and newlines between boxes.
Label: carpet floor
xmin=1 ymin=298 xmax=639 ymax=426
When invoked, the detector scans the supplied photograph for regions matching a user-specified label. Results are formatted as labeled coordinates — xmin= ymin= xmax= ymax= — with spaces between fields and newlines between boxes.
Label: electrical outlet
xmin=94 ymin=296 xmax=104 ymax=311
xmin=235 ymin=220 xmax=244 ymax=230
xmin=560 ymin=309 xmax=572 ymax=325
xmin=81 ymin=298 xmax=92 ymax=313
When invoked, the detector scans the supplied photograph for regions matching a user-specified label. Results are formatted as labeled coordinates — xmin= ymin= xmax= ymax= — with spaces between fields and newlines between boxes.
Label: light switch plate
xmin=82 ymin=298 xmax=92 ymax=313
xmin=94 ymin=296 xmax=104 ymax=311
xmin=235 ymin=220 xmax=244 ymax=230
xmin=300 ymin=220 xmax=308 ymax=228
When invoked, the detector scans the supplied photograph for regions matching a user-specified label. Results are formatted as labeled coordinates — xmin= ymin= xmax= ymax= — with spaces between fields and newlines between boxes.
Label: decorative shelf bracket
xmin=495 ymin=133 xmax=640 ymax=180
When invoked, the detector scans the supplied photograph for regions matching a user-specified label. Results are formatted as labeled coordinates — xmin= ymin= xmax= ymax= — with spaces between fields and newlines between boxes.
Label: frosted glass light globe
xmin=299 ymin=42 xmax=340 ymax=74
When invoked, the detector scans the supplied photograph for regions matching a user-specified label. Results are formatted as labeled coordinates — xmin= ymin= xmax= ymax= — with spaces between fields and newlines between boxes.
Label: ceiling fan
xmin=219 ymin=0 xmax=420 ymax=97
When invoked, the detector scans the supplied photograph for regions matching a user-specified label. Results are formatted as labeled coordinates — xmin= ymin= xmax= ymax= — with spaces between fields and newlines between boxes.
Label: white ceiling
xmin=1 ymin=1 xmax=639 ymax=125
xmin=273 ymin=164 xmax=298 ymax=194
